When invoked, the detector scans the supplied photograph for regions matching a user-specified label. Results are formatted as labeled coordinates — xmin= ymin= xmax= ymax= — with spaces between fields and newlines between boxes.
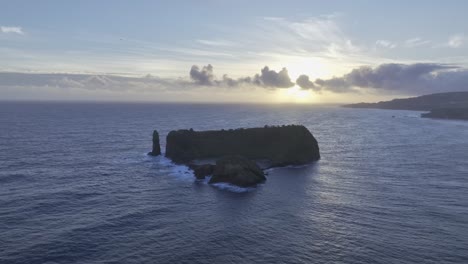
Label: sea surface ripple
xmin=1 ymin=102 xmax=468 ymax=263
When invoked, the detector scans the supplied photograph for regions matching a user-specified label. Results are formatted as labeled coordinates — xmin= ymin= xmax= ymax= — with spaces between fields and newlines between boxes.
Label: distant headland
xmin=149 ymin=125 xmax=320 ymax=187
xmin=343 ymin=92 xmax=468 ymax=120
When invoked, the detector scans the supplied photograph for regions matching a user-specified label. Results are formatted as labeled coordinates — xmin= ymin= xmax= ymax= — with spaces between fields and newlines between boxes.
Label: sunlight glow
xmin=276 ymin=86 xmax=317 ymax=103
xmin=283 ymin=57 xmax=335 ymax=80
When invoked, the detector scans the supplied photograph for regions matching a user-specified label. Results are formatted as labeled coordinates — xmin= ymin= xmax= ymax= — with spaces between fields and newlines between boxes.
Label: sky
xmin=1 ymin=0 xmax=468 ymax=103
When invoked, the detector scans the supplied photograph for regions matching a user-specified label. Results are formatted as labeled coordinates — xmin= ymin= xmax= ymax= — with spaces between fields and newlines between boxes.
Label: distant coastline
xmin=343 ymin=92 xmax=468 ymax=120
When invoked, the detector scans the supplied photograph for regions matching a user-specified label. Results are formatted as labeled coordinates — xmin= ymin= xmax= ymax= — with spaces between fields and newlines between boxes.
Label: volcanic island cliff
xmin=149 ymin=125 xmax=320 ymax=187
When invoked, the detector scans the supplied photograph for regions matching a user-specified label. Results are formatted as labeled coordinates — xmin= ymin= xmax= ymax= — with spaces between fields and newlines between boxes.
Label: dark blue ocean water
xmin=1 ymin=102 xmax=468 ymax=264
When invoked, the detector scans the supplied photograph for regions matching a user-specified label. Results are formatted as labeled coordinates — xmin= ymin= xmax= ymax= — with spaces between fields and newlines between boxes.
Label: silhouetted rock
xmin=148 ymin=130 xmax=161 ymax=156
xmin=421 ymin=108 xmax=468 ymax=120
xmin=209 ymin=156 xmax=266 ymax=187
xmin=165 ymin=125 xmax=320 ymax=166
xmin=189 ymin=164 xmax=215 ymax=179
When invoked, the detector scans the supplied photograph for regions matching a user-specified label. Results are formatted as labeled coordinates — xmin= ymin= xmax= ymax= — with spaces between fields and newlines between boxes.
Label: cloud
xmin=189 ymin=64 xmax=252 ymax=87
xmin=0 ymin=72 xmax=183 ymax=92
xmin=279 ymin=15 xmax=363 ymax=58
xmin=196 ymin=39 xmax=235 ymax=47
xmin=448 ymin=34 xmax=464 ymax=48
xmin=1 ymin=26 xmax=23 ymax=34
xmin=287 ymin=16 xmax=344 ymax=43
xmin=220 ymin=74 xmax=253 ymax=87
xmin=7 ymin=63 xmax=466 ymax=98
xmin=248 ymin=14 xmax=371 ymax=64
xmin=253 ymin=66 xmax=295 ymax=88
xmin=404 ymin=38 xmax=431 ymax=48
xmin=189 ymin=64 xmax=294 ymax=88
xmin=375 ymin=40 xmax=396 ymax=49
xmin=190 ymin=64 xmax=215 ymax=85
xmin=315 ymin=76 xmax=353 ymax=93
xmin=296 ymin=75 xmax=319 ymax=91
xmin=314 ymin=63 xmax=468 ymax=94
xmin=0 ymin=15 xmax=380 ymax=80
xmin=0 ymin=64 xmax=296 ymax=95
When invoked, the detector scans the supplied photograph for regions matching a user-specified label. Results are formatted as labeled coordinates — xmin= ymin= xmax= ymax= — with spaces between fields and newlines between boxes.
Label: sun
xmin=287 ymin=86 xmax=316 ymax=103
xmin=268 ymin=56 xmax=340 ymax=103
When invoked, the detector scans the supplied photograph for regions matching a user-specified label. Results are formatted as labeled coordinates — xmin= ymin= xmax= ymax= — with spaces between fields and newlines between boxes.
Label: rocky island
xmin=150 ymin=125 xmax=320 ymax=187
xmin=343 ymin=92 xmax=468 ymax=121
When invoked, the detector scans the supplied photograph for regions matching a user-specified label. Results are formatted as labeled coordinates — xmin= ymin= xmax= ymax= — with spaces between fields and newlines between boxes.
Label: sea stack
xmin=165 ymin=125 xmax=320 ymax=166
xmin=148 ymin=130 xmax=161 ymax=156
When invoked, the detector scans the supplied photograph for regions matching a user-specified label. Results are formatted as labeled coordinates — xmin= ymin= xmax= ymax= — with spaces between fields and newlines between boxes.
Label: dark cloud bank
xmin=188 ymin=63 xmax=468 ymax=94
xmin=190 ymin=64 xmax=294 ymax=88
xmin=299 ymin=63 xmax=468 ymax=94
xmin=1 ymin=63 xmax=467 ymax=95
xmin=296 ymin=75 xmax=319 ymax=91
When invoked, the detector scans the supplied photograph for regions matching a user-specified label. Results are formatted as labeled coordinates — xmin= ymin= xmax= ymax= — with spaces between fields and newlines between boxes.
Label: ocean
xmin=1 ymin=102 xmax=467 ymax=263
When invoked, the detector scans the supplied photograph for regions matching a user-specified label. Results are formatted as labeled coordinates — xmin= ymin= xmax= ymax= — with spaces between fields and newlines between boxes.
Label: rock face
xmin=189 ymin=164 xmax=215 ymax=180
xmin=209 ymin=156 xmax=266 ymax=187
xmin=165 ymin=125 xmax=320 ymax=166
xmin=148 ymin=130 xmax=161 ymax=156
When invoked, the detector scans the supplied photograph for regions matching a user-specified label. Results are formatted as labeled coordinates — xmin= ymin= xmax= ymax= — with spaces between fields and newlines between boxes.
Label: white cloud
xmin=286 ymin=16 xmax=346 ymax=44
xmin=0 ymin=72 xmax=184 ymax=92
xmin=404 ymin=38 xmax=430 ymax=48
xmin=0 ymin=71 xmax=280 ymax=103
xmin=376 ymin=40 xmax=396 ymax=49
xmin=1 ymin=26 xmax=24 ymax=34
xmin=448 ymin=34 xmax=464 ymax=48
xmin=196 ymin=39 xmax=235 ymax=47
xmin=253 ymin=15 xmax=367 ymax=62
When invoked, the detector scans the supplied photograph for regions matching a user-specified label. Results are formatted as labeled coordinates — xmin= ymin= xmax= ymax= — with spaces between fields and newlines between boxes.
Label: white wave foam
xmin=195 ymin=176 xmax=259 ymax=193
xmin=168 ymin=165 xmax=193 ymax=179
xmin=154 ymin=155 xmax=174 ymax=167
xmin=210 ymin=182 xmax=257 ymax=193
xmin=405 ymin=113 xmax=423 ymax=118
xmin=151 ymin=156 xmax=260 ymax=192
xmin=110 ymin=152 xmax=162 ymax=165
xmin=152 ymin=156 xmax=194 ymax=180
xmin=194 ymin=175 xmax=212 ymax=184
